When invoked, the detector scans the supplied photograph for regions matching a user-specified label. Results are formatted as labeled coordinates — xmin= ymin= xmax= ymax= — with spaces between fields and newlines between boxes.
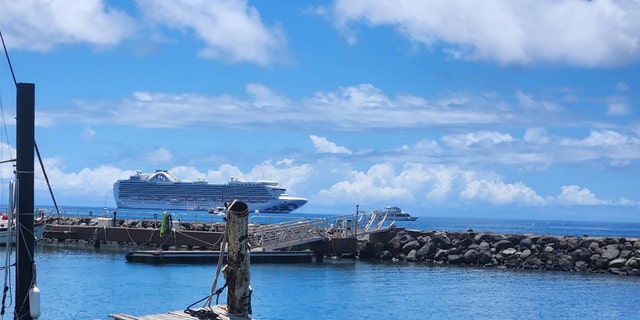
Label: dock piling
xmin=223 ymin=200 xmax=252 ymax=317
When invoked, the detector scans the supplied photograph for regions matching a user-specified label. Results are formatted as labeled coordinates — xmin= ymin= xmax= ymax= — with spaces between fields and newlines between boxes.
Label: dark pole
xmin=15 ymin=83 xmax=35 ymax=320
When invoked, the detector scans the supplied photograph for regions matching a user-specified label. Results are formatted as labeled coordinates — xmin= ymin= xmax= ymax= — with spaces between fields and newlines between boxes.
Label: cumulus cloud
xmin=138 ymin=0 xmax=287 ymax=66
xmin=329 ymin=0 xmax=640 ymax=67
xmin=310 ymin=135 xmax=352 ymax=154
xmin=461 ymin=179 xmax=545 ymax=205
xmin=555 ymin=185 xmax=608 ymax=205
xmin=0 ymin=0 xmax=134 ymax=51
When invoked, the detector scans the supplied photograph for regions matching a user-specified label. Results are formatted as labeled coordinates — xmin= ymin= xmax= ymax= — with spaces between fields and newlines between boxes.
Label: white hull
xmin=371 ymin=206 xmax=418 ymax=222
xmin=0 ymin=223 xmax=46 ymax=245
xmin=117 ymin=197 xmax=307 ymax=213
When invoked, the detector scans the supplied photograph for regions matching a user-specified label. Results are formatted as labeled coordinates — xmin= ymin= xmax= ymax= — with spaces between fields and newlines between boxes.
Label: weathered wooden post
xmin=223 ymin=200 xmax=252 ymax=317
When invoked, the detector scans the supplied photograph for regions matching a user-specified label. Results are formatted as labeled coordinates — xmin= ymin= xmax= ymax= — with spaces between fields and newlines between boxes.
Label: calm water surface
xmin=3 ymin=243 xmax=635 ymax=320
xmin=4 ymin=213 xmax=640 ymax=319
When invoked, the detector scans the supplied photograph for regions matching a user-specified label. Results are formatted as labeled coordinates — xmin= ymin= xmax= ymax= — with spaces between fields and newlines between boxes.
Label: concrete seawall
xmin=357 ymin=228 xmax=640 ymax=276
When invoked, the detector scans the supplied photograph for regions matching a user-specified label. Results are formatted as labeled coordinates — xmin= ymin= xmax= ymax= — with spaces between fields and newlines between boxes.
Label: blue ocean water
xmin=4 ymin=210 xmax=640 ymax=319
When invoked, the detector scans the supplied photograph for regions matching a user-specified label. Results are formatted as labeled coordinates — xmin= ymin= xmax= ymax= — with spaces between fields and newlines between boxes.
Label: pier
xmin=41 ymin=210 xmax=394 ymax=259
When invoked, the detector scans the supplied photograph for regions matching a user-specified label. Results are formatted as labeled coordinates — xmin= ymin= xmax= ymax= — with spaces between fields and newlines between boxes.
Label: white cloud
xmin=0 ymin=0 xmax=134 ymax=51
xmin=82 ymin=126 xmax=96 ymax=140
xmin=442 ymin=131 xmax=514 ymax=149
xmin=562 ymin=130 xmax=636 ymax=147
xmin=555 ymin=185 xmax=608 ymax=205
xmin=523 ymin=128 xmax=549 ymax=144
xmin=144 ymin=147 xmax=175 ymax=164
xmin=138 ymin=0 xmax=287 ymax=66
xmin=317 ymin=163 xmax=413 ymax=203
xmin=607 ymin=103 xmax=631 ymax=116
xmin=461 ymin=179 xmax=546 ymax=205
xmin=330 ymin=0 xmax=640 ymax=67
xmin=616 ymin=82 xmax=629 ymax=92
xmin=245 ymin=83 xmax=289 ymax=109
xmin=310 ymin=135 xmax=352 ymax=155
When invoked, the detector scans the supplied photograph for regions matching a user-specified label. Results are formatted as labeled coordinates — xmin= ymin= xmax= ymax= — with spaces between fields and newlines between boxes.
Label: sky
xmin=0 ymin=0 xmax=639 ymax=221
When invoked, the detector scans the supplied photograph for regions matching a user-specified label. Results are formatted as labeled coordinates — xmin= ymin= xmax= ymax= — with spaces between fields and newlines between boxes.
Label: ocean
xmin=4 ymin=211 xmax=640 ymax=319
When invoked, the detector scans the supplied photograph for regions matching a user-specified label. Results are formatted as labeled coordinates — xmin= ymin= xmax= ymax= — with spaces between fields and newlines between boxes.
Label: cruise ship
xmin=113 ymin=170 xmax=308 ymax=213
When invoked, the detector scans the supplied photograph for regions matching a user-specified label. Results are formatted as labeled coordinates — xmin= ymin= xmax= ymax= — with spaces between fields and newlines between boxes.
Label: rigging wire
xmin=1 ymin=28 xmax=60 ymax=216
xmin=0 ymin=30 xmax=17 ymax=87
xmin=34 ymin=142 xmax=60 ymax=216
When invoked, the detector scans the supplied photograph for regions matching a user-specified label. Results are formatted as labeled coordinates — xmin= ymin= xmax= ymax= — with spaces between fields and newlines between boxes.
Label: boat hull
xmin=0 ymin=223 xmax=46 ymax=245
xmin=115 ymin=197 xmax=307 ymax=213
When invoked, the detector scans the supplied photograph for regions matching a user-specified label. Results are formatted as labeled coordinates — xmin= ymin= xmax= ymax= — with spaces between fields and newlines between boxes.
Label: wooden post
xmin=223 ymin=200 xmax=252 ymax=316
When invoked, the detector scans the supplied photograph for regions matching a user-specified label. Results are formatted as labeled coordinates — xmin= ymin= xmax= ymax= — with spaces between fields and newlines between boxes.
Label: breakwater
xmin=41 ymin=217 xmax=640 ymax=275
xmin=358 ymin=228 xmax=640 ymax=275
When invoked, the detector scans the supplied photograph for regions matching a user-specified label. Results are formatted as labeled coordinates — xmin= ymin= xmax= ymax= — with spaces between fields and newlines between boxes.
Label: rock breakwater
xmin=358 ymin=228 xmax=640 ymax=276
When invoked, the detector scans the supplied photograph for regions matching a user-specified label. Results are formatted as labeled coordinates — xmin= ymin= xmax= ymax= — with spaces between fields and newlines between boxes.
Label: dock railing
xmin=248 ymin=211 xmax=392 ymax=251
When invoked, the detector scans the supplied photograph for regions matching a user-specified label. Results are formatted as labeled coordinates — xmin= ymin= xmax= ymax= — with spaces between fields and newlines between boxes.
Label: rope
xmin=204 ymin=226 xmax=228 ymax=308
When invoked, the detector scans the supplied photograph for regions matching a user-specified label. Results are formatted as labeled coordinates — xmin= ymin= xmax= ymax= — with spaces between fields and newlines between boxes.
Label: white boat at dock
xmin=0 ymin=213 xmax=46 ymax=245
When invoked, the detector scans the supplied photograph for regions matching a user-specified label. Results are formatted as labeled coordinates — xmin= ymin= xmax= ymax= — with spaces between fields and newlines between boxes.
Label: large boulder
xmin=388 ymin=230 xmax=415 ymax=253
xmin=601 ymin=244 xmax=620 ymax=260
xmin=463 ymin=249 xmax=479 ymax=264
xmin=416 ymin=242 xmax=438 ymax=259
xmin=402 ymin=240 xmax=421 ymax=254
xmin=494 ymin=240 xmax=514 ymax=252
xmin=608 ymin=258 xmax=627 ymax=268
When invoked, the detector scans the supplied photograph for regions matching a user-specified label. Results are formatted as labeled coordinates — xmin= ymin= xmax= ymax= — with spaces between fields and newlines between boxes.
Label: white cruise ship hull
xmin=116 ymin=197 xmax=307 ymax=213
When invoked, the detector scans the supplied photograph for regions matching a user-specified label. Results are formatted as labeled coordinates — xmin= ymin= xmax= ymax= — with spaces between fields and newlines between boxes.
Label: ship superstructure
xmin=113 ymin=170 xmax=307 ymax=213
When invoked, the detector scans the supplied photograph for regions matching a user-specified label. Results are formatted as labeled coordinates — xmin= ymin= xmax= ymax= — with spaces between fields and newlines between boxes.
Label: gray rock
xmin=520 ymin=249 xmax=532 ymax=260
xmin=402 ymin=240 xmax=421 ymax=254
xmin=416 ymin=242 xmax=437 ymax=259
xmin=406 ymin=249 xmax=417 ymax=261
xmin=434 ymin=249 xmax=448 ymax=261
xmin=625 ymin=258 xmax=639 ymax=268
xmin=478 ymin=252 xmax=492 ymax=265
xmin=590 ymin=254 xmax=608 ymax=269
xmin=608 ymin=258 xmax=627 ymax=268
xmin=494 ymin=240 xmax=513 ymax=252
xmin=601 ymin=244 xmax=620 ymax=260
xmin=463 ymin=249 xmax=479 ymax=264
xmin=519 ymin=238 xmax=533 ymax=249
xmin=501 ymin=248 xmax=517 ymax=256
xmin=448 ymin=254 xmax=464 ymax=264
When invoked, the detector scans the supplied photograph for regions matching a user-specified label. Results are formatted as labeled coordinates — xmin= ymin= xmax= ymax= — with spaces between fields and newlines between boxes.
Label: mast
xmin=15 ymin=83 xmax=36 ymax=319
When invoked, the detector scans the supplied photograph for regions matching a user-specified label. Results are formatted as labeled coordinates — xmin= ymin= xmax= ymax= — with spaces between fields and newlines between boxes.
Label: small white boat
xmin=372 ymin=206 xmax=418 ymax=221
xmin=0 ymin=214 xmax=46 ymax=245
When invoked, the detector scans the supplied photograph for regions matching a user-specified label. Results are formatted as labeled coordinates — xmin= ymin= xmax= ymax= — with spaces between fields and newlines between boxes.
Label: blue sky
xmin=0 ymin=0 xmax=639 ymax=221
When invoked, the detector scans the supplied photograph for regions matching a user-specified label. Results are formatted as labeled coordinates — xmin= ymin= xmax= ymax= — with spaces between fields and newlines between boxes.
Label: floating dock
xmin=125 ymin=249 xmax=319 ymax=264
xmin=110 ymin=306 xmax=247 ymax=320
